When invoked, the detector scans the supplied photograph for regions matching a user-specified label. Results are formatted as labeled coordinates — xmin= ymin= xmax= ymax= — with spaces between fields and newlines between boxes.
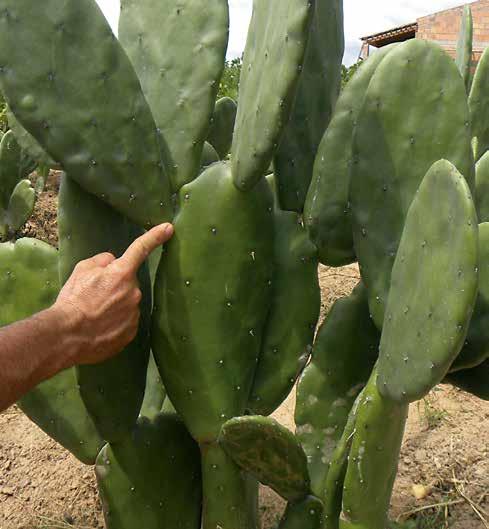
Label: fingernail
xmin=163 ymin=223 xmax=174 ymax=236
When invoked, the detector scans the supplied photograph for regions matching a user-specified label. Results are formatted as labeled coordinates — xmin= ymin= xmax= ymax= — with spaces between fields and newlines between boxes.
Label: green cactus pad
xmin=451 ymin=222 xmax=489 ymax=371
xmin=119 ymin=0 xmax=229 ymax=191
xmin=278 ymin=496 xmax=323 ymax=529
xmin=7 ymin=107 xmax=55 ymax=167
xmin=96 ymin=413 xmax=202 ymax=529
xmin=200 ymin=142 xmax=220 ymax=170
xmin=377 ymin=160 xmax=478 ymax=403
xmin=0 ymin=0 xmax=172 ymax=227
xmin=231 ymin=0 xmax=314 ymax=190
xmin=152 ymin=162 xmax=274 ymax=443
xmin=249 ymin=209 xmax=320 ymax=416
xmin=456 ymin=5 xmax=473 ymax=92
xmin=7 ymin=179 xmax=35 ymax=233
xmin=446 ymin=359 xmax=489 ymax=400
xmin=340 ymin=371 xmax=408 ymax=529
xmin=304 ymin=45 xmax=395 ymax=267
xmin=274 ymin=0 xmax=344 ymax=213
xmin=207 ymin=97 xmax=238 ymax=160
xmin=0 ymin=130 xmax=35 ymax=209
xmin=219 ymin=415 xmax=310 ymax=502
xmin=351 ymin=40 xmax=474 ymax=329
xmin=58 ymin=175 xmax=152 ymax=442
xmin=200 ymin=442 xmax=259 ymax=529
xmin=469 ymin=47 xmax=489 ymax=162
xmin=295 ymin=282 xmax=379 ymax=497
xmin=321 ymin=392 xmax=362 ymax=529
xmin=475 ymin=150 xmax=489 ymax=221
xmin=139 ymin=352 xmax=166 ymax=420
xmin=0 ymin=238 xmax=103 ymax=464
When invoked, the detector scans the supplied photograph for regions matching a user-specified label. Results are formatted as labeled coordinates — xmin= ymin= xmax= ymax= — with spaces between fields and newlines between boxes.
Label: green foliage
xmin=341 ymin=61 xmax=361 ymax=88
xmin=218 ymin=57 xmax=242 ymax=100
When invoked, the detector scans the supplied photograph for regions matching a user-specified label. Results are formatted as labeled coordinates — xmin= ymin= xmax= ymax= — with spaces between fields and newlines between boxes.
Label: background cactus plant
xmin=0 ymin=1 xmax=489 ymax=529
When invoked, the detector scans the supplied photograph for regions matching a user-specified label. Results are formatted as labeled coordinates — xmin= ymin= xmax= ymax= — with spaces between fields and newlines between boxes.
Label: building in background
xmin=360 ymin=0 xmax=489 ymax=67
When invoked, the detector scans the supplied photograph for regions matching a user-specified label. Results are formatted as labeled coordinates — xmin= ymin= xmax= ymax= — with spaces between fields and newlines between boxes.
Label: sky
xmin=95 ymin=0 xmax=477 ymax=66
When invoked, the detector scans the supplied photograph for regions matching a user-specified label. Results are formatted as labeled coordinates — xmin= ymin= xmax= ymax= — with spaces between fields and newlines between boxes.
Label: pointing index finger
xmin=118 ymin=223 xmax=174 ymax=273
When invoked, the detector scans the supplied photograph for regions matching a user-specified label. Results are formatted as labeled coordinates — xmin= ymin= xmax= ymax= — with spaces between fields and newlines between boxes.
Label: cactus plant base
xmin=200 ymin=442 xmax=259 ymax=529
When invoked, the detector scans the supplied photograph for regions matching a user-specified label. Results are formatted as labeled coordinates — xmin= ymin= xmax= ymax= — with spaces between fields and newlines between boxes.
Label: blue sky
xmin=95 ymin=0 xmax=477 ymax=65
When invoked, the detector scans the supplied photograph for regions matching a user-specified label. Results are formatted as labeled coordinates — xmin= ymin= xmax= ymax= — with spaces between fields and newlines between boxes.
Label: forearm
xmin=0 ymin=305 xmax=79 ymax=412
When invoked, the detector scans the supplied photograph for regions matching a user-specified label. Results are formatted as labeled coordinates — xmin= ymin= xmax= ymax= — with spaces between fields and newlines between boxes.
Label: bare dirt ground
xmin=0 ymin=173 xmax=488 ymax=529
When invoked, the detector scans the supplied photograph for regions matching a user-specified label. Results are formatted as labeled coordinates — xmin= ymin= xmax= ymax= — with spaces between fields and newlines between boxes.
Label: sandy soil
xmin=0 ymin=174 xmax=487 ymax=529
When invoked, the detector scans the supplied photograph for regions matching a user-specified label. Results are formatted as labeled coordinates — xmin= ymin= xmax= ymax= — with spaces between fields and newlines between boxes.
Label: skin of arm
xmin=0 ymin=223 xmax=174 ymax=412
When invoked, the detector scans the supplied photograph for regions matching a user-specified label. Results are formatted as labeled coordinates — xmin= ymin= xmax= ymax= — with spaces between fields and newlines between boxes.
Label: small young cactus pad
xmin=219 ymin=415 xmax=311 ymax=502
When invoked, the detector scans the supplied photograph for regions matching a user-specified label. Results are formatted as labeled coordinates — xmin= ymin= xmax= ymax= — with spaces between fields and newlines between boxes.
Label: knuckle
xmin=133 ymin=288 xmax=143 ymax=304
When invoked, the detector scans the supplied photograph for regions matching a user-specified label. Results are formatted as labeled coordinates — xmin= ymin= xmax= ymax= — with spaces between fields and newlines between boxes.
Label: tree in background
xmin=341 ymin=61 xmax=362 ymax=89
xmin=218 ymin=57 xmax=242 ymax=101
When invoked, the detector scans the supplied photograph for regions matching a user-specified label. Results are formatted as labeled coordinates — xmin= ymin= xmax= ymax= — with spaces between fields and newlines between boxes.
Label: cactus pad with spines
xmin=58 ymin=175 xmax=152 ymax=442
xmin=377 ymin=160 xmax=478 ymax=403
xmin=304 ymin=44 xmax=395 ymax=267
xmin=469 ymin=47 xmax=489 ymax=162
xmin=278 ymin=496 xmax=324 ymax=529
xmin=7 ymin=179 xmax=35 ymax=233
xmin=451 ymin=222 xmax=489 ymax=371
xmin=200 ymin=142 xmax=220 ymax=171
xmin=340 ymin=371 xmax=408 ymax=529
xmin=219 ymin=415 xmax=310 ymax=502
xmin=152 ymin=161 xmax=274 ymax=443
xmin=321 ymin=393 xmax=361 ymax=529
xmin=96 ymin=413 xmax=202 ymax=529
xmin=139 ymin=353 xmax=166 ymax=419
xmin=351 ymin=40 xmax=474 ymax=328
xmin=456 ymin=5 xmax=473 ymax=92
xmin=207 ymin=97 xmax=238 ymax=160
xmin=7 ymin=107 xmax=55 ymax=167
xmin=200 ymin=442 xmax=259 ymax=529
xmin=0 ymin=0 xmax=172 ymax=227
xmin=119 ymin=0 xmax=229 ymax=191
xmin=295 ymin=282 xmax=379 ymax=498
xmin=475 ymin=150 xmax=489 ymax=221
xmin=274 ymin=0 xmax=344 ymax=212
xmin=249 ymin=208 xmax=320 ymax=416
xmin=231 ymin=0 xmax=314 ymax=190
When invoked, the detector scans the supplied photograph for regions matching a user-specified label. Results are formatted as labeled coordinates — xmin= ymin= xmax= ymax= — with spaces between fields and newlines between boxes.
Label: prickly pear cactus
xmin=451 ymin=222 xmax=489 ymax=371
xmin=207 ymin=97 xmax=238 ymax=160
xmin=350 ymin=39 xmax=474 ymax=329
xmin=274 ymin=0 xmax=344 ymax=212
xmin=295 ymin=282 xmax=379 ymax=497
xmin=0 ymin=130 xmax=36 ymax=240
xmin=456 ymin=5 xmax=473 ymax=92
xmin=231 ymin=0 xmax=314 ymax=190
xmin=96 ymin=413 xmax=202 ymax=529
xmin=219 ymin=416 xmax=310 ymax=502
xmin=119 ymin=0 xmax=229 ymax=191
xmin=0 ymin=0 xmax=173 ymax=227
xmin=249 ymin=206 xmax=320 ymax=416
xmin=58 ymin=175 xmax=152 ymax=443
xmin=340 ymin=370 xmax=408 ymax=529
xmin=377 ymin=160 xmax=478 ymax=403
xmin=304 ymin=44 xmax=395 ymax=267
xmin=469 ymin=47 xmax=489 ymax=162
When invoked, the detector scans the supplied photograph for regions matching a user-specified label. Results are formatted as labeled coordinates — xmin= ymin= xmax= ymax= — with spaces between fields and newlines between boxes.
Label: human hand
xmin=53 ymin=223 xmax=174 ymax=366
